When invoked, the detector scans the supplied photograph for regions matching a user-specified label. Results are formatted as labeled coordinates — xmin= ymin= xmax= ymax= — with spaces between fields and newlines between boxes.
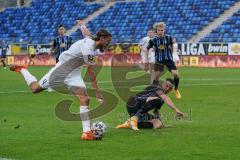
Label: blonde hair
xmin=153 ymin=22 xmax=166 ymax=32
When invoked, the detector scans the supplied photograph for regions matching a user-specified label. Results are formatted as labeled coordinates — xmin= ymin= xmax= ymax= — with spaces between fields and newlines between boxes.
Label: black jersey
xmin=135 ymin=83 xmax=164 ymax=101
xmin=53 ymin=35 xmax=72 ymax=62
xmin=126 ymin=83 xmax=165 ymax=116
xmin=147 ymin=35 xmax=173 ymax=62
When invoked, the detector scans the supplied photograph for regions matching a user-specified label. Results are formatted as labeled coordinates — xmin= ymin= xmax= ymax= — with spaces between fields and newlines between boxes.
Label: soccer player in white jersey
xmin=10 ymin=28 xmax=112 ymax=141
xmin=172 ymin=37 xmax=180 ymax=65
xmin=139 ymin=29 xmax=155 ymax=74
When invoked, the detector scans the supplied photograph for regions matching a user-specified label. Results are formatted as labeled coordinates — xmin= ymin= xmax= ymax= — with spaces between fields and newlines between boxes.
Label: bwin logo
xmin=208 ymin=44 xmax=228 ymax=53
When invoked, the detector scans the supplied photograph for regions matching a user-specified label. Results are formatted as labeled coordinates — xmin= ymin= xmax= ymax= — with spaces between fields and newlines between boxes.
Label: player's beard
xmin=99 ymin=45 xmax=104 ymax=52
xmin=99 ymin=43 xmax=109 ymax=52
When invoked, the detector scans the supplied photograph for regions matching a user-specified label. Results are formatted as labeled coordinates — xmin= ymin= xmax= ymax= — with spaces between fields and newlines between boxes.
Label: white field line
xmin=0 ymin=158 xmax=16 ymax=160
xmin=0 ymin=79 xmax=240 ymax=94
xmin=96 ymin=78 xmax=240 ymax=84
xmin=0 ymin=90 xmax=31 ymax=94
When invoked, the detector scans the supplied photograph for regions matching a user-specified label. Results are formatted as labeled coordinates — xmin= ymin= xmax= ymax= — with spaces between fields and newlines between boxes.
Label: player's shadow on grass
xmin=55 ymin=89 xmax=118 ymax=121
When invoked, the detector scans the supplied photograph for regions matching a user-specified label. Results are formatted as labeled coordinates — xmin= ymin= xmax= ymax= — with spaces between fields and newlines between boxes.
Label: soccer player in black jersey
xmin=116 ymin=78 xmax=184 ymax=130
xmin=51 ymin=25 xmax=73 ymax=63
xmin=146 ymin=22 xmax=181 ymax=99
xmin=0 ymin=40 xmax=9 ymax=69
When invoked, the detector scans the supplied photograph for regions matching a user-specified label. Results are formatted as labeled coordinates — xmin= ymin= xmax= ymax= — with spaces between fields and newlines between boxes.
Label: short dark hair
xmin=165 ymin=78 xmax=175 ymax=86
xmin=148 ymin=28 xmax=153 ymax=32
xmin=92 ymin=28 xmax=112 ymax=41
xmin=58 ymin=25 xmax=65 ymax=29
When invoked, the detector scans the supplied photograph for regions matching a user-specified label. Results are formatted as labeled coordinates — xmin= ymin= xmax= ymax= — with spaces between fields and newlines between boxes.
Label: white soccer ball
xmin=91 ymin=121 xmax=107 ymax=139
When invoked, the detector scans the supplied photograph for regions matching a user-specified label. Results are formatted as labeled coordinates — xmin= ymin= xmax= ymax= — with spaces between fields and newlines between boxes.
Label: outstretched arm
xmin=87 ymin=65 xmax=104 ymax=104
xmin=50 ymin=39 xmax=57 ymax=55
xmin=76 ymin=20 xmax=91 ymax=37
xmin=156 ymin=90 xmax=184 ymax=118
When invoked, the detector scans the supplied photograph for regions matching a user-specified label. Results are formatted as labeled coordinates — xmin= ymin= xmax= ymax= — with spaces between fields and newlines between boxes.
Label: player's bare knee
xmin=153 ymin=119 xmax=163 ymax=129
xmin=172 ymin=70 xmax=179 ymax=78
xmin=30 ymin=83 xmax=42 ymax=94
xmin=79 ymin=96 xmax=90 ymax=106
xmin=173 ymin=73 xmax=179 ymax=78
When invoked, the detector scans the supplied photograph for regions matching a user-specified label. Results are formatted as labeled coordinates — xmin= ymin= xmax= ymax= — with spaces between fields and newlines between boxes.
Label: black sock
xmin=152 ymin=80 xmax=159 ymax=85
xmin=138 ymin=122 xmax=153 ymax=129
xmin=174 ymin=77 xmax=179 ymax=90
xmin=1 ymin=60 xmax=5 ymax=67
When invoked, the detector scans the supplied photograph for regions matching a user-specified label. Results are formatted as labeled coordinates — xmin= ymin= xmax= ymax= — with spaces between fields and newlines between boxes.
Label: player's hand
xmin=76 ymin=20 xmax=85 ymax=26
xmin=96 ymin=93 xmax=104 ymax=104
xmin=50 ymin=49 xmax=55 ymax=55
xmin=175 ymin=110 xmax=184 ymax=119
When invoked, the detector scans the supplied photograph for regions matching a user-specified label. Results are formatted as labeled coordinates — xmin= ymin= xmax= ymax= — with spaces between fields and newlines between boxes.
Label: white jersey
xmin=172 ymin=43 xmax=178 ymax=55
xmin=39 ymin=37 xmax=99 ymax=90
xmin=59 ymin=37 xmax=98 ymax=64
xmin=139 ymin=36 xmax=155 ymax=63
xmin=139 ymin=37 xmax=151 ymax=50
xmin=172 ymin=43 xmax=179 ymax=63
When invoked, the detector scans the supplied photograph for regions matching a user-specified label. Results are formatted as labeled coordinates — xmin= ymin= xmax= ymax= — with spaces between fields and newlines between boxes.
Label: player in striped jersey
xmin=0 ymin=40 xmax=9 ymax=69
xmin=51 ymin=25 xmax=73 ymax=63
xmin=146 ymin=22 xmax=181 ymax=99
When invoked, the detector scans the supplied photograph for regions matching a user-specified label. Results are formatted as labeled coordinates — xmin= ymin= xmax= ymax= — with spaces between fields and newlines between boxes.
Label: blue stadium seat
xmin=0 ymin=0 xmax=103 ymax=44
xmin=201 ymin=10 xmax=240 ymax=42
xmin=79 ymin=0 xmax=238 ymax=43
xmin=0 ymin=0 xmax=239 ymax=43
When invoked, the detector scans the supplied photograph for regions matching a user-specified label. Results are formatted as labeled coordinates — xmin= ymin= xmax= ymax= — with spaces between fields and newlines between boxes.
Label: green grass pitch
xmin=0 ymin=66 xmax=240 ymax=160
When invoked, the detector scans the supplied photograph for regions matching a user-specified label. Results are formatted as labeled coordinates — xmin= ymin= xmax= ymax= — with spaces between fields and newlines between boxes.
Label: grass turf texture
xmin=0 ymin=66 xmax=240 ymax=160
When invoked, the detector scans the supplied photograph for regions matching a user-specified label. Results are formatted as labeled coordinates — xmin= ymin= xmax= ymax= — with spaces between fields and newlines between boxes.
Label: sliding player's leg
xmin=116 ymin=96 xmax=140 ymax=130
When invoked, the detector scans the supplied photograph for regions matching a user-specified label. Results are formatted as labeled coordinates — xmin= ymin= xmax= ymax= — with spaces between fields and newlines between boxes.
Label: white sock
xmin=80 ymin=106 xmax=91 ymax=132
xmin=20 ymin=69 xmax=37 ymax=86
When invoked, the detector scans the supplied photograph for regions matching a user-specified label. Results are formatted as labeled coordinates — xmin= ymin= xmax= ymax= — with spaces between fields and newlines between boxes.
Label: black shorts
xmin=137 ymin=113 xmax=157 ymax=129
xmin=126 ymin=97 xmax=164 ymax=120
xmin=126 ymin=96 xmax=145 ymax=117
xmin=1 ymin=55 xmax=6 ymax=58
xmin=154 ymin=60 xmax=177 ymax=72
xmin=29 ymin=54 xmax=36 ymax=58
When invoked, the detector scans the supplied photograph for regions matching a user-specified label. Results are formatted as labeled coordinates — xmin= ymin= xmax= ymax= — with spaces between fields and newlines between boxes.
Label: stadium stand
xmin=83 ymin=0 xmax=238 ymax=43
xmin=200 ymin=10 xmax=240 ymax=42
xmin=0 ymin=0 xmax=239 ymax=44
xmin=0 ymin=0 xmax=103 ymax=44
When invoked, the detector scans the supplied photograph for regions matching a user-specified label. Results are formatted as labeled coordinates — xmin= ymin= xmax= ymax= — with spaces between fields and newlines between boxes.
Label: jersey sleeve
xmin=81 ymin=38 xmax=95 ymax=64
xmin=53 ymin=38 xmax=57 ymax=47
xmin=169 ymin=36 xmax=173 ymax=46
xmin=139 ymin=38 xmax=145 ymax=46
xmin=69 ymin=36 xmax=73 ymax=45
xmin=81 ymin=38 xmax=94 ymax=55
xmin=147 ymin=39 xmax=154 ymax=49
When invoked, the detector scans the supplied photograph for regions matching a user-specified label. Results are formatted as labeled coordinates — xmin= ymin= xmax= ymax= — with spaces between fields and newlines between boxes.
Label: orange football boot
xmin=10 ymin=64 xmax=28 ymax=73
xmin=81 ymin=131 xmax=95 ymax=140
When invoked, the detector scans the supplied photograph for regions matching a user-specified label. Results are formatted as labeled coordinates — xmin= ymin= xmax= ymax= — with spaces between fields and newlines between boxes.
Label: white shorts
xmin=141 ymin=51 xmax=155 ymax=63
xmin=39 ymin=62 xmax=86 ymax=91
xmin=173 ymin=53 xmax=180 ymax=63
